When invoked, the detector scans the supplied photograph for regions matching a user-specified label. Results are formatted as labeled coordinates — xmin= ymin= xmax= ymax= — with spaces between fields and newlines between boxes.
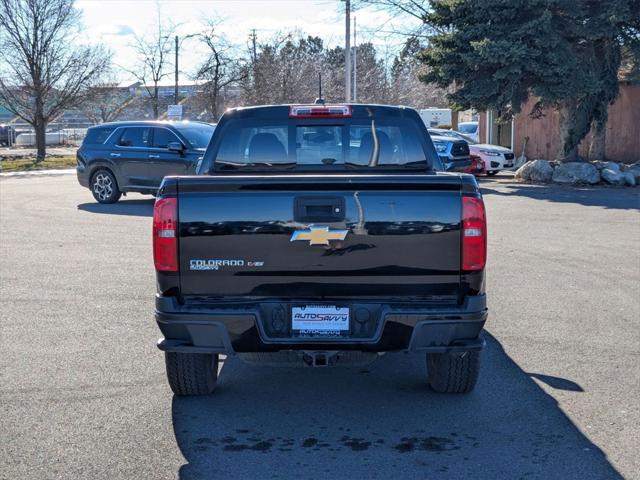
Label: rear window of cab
xmin=211 ymin=114 xmax=431 ymax=172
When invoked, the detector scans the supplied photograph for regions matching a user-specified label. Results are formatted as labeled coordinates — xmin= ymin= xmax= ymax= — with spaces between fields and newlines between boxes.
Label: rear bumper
xmin=77 ymin=166 xmax=89 ymax=188
xmin=156 ymin=294 xmax=487 ymax=355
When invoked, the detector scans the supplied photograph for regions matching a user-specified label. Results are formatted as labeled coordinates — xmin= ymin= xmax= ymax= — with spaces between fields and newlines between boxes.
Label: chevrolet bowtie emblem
xmin=290 ymin=226 xmax=349 ymax=246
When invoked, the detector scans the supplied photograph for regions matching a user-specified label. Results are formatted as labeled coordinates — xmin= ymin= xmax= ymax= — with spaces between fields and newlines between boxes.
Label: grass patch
xmin=0 ymin=156 xmax=77 ymax=172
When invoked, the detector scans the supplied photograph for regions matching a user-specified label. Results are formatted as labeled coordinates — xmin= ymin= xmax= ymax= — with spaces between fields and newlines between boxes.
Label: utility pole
xmin=353 ymin=16 xmax=357 ymax=103
xmin=344 ymin=0 xmax=351 ymax=102
xmin=174 ymin=35 xmax=179 ymax=105
xmin=249 ymin=29 xmax=257 ymax=63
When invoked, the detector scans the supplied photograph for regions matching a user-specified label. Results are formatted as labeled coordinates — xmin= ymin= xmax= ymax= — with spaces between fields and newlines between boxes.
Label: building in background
xmin=123 ymin=80 xmax=205 ymax=99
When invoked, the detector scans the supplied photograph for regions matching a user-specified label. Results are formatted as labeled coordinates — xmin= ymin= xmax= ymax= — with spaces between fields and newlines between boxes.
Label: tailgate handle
xmin=294 ymin=196 xmax=345 ymax=223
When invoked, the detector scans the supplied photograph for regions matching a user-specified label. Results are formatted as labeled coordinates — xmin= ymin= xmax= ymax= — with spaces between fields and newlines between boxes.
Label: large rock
xmin=515 ymin=159 xmax=554 ymax=183
xmin=622 ymin=172 xmax=636 ymax=187
xmin=604 ymin=161 xmax=621 ymax=172
xmin=592 ymin=161 xmax=608 ymax=170
xmin=626 ymin=164 xmax=640 ymax=183
xmin=552 ymin=162 xmax=600 ymax=185
xmin=601 ymin=167 xmax=625 ymax=185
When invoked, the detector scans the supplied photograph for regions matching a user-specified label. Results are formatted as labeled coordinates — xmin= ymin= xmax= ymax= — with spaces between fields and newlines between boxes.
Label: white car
xmin=428 ymin=128 xmax=516 ymax=176
xmin=457 ymin=121 xmax=479 ymax=142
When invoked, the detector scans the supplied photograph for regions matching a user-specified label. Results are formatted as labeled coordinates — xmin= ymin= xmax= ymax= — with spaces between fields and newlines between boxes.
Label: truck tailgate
xmin=177 ymin=175 xmax=462 ymax=299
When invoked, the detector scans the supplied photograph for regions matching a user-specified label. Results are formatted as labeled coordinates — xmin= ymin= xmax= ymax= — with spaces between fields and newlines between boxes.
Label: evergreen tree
xmin=419 ymin=0 xmax=639 ymax=161
xmin=576 ymin=0 xmax=639 ymax=160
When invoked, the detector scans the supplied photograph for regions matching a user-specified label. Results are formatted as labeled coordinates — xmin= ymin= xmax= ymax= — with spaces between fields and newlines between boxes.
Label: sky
xmin=74 ymin=0 xmax=420 ymax=85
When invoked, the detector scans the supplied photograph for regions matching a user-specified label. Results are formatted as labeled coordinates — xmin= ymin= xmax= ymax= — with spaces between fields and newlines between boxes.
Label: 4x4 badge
xmin=290 ymin=226 xmax=348 ymax=246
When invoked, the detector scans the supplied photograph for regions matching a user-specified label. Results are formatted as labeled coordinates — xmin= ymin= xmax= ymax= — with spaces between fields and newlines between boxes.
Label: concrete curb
xmin=0 ymin=168 xmax=76 ymax=177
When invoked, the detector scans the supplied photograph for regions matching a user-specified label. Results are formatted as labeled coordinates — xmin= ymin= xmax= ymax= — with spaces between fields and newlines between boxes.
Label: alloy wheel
xmin=93 ymin=172 xmax=113 ymax=201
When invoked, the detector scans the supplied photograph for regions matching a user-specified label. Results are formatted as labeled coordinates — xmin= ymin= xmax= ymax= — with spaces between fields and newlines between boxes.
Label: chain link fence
xmin=0 ymin=122 xmax=95 ymax=148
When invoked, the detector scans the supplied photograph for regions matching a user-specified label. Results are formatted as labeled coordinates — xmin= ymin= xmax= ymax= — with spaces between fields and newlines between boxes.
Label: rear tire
xmin=165 ymin=352 xmax=219 ymax=396
xmin=427 ymin=350 xmax=480 ymax=394
xmin=91 ymin=169 xmax=121 ymax=204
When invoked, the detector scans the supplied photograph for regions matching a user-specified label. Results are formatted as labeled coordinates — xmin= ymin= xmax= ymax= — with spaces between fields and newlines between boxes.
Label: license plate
xmin=291 ymin=305 xmax=349 ymax=332
xmin=504 ymin=163 xmax=513 ymax=168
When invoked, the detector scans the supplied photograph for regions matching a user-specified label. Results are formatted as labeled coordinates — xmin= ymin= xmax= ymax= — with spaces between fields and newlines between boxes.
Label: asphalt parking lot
xmin=1 ymin=173 xmax=639 ymax=480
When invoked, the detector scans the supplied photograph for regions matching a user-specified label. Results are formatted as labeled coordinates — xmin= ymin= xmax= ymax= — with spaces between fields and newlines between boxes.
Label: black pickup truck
xmin=153 ymin=104 xmax=488 ymax=396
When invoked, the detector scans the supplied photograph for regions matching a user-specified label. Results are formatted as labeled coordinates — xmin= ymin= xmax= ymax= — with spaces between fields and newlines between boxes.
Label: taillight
xmin=462 ymin=196 xmax=487 ymax=271
xmin=153 ymin=197 xmax=178 ymax=272
xmin=289 ymin=105 xmax=352 ymax=118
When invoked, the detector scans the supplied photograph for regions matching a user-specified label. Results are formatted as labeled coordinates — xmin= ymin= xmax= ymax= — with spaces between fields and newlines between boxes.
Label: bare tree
xmin=239 ymin=34 xmax=331 ymax=105
xmin=362 ymin=0 xmax=429 ymax=22
xmin=195 ymin=21 xmax=246 ymax=121
xmin=357 ymin=0 xmax=441 ymax=38
xmin=0 ymin=0 xmax=111 ymax=161
xmin=218 ymin=29 xmax=448 ymax=111
xmin=127 ymin=10 xmax=175 ymax=119
xmin=79 ymin=82 xmax=134 ymax=124
xmin=389 ymin=37 xmax=446 ymax=107
xmin=351 ymin=42 xmax=388 ymax=103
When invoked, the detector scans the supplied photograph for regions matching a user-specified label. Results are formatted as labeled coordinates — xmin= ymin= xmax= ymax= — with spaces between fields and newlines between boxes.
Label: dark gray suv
xmin=77 ymin=121 xmax=215 ymax=203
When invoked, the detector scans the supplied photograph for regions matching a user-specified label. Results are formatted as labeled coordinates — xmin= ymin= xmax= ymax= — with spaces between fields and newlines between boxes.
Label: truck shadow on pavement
xmin=480 ymin=182 xmax=639 ymax=210
xmin=77 ymin=199 xmax=154 ymax=217
xmin=171 ymin=333 xmax=622 ymax=479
